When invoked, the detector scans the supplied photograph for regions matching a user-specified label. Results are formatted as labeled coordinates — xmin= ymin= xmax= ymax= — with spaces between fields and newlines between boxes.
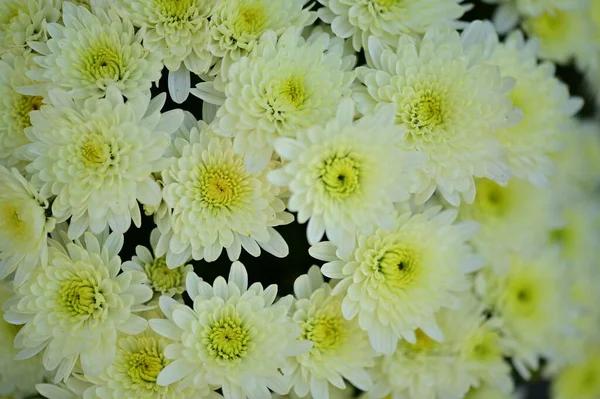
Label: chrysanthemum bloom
xmin=0 ymin=0 xmax=60 ymax=57
xmin=207 ymin=0 xmax=316 ymax=91
xmin=462 ymin=23 xmax=583 ymax=186
xmin=0 ymin=166 xmax=55 ymax=285
xmin=316 ymin=0 xmax=467 ymax=52
xmin=22 ymin=88 xmax=182 ymax=239
xmin=284 ymin=266 xmax=377 ymax=399
xmin=150 ymin=262 xmax=311 ymax=398
xmin=310 ymin=206 xmax=482 ymax=354
xmin=355 ymin=27 xmax=520 ymax=206
xmin=0 ymin=281 xmax=50 ymax=397
xmin=157 ymin=122 xmax=292 ymax=267
xmin=198 ymin=28 xmax=355 ymax=173
xmin=522 ymin=8 xmax=596 ymax=68
xmin=552 ymin=343 xmax=600 ymax=399
xmin=369 ymin=292 xmax=512 ymax=399
xmin=457 ymin=178 xmax=559 ymax=272
xmin=269 ymin=100 xmax=423 ymax=258
xmin=0 ymin=54 xmax=45 ymax=168
xmin=26 ymin=2 xmax=162 ymax=100
xmin=3 ymin=232 xmax=153 ymax=381
xmin=123 ymin=228 xmax=193 ymax=299
xmin=483 ymin=0 xmax=587 ymax=33
xmin=113 ymin=0 xmax=216 ymax=104
xmin=474 ymin=247 xmax=570 ymax=378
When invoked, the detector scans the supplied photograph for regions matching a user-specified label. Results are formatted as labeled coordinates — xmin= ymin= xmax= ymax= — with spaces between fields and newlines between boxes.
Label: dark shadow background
xmin=122 ymin=2 xmax=595 ymax=397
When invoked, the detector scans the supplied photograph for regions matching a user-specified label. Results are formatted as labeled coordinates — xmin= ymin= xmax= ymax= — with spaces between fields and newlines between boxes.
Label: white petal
xmin=168 ymin=66 xmax=191 ymax=104
xmin=228 ymin=261 xmax=248 ymax=292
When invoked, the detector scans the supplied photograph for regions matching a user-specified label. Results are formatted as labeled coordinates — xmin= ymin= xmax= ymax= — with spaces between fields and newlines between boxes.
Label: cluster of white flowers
xmin=0 ymin=1 xmax=599 ymax=399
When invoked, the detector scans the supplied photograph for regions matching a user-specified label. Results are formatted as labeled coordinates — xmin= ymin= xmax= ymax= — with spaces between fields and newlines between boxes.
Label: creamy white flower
xmin=269 ymin=100 xmax=423 ymax=258
xmin=457 ymin=177 xmax=560 ymax=273
xmin=317 ymin=0 xmax=467 ymax=52
xmin=474 ymin=247 xmax=571 ymax=378
xmin=150 ymin=262 xmax=312 ymax=399
xmin=369 ymin=292 xmax=513 ymax=399
xmin=310 ymin=206 xmax=482 ymax=355
xmin=355 ymin=27 xmax=519 ymax=206
xmin=157 ymin=121 xmax=292 ymax=267
xmin=285 ymin=266 xmax=377 ymax=399
xmin=462 ymin=22 xmax=583 ymax=186
xmin=0 ymin=281 xmax=50 ymax=398
xmin=123 ymin=228 xmax=193 ymax=299
xmin=207 ymin=0 xmax=316 ymax=91
xmin=3 ymin=232 xmax=153 ymax=382
xmin=22 ymin=88 xmax=181 ymax=239
xmin=0 ymin=53 xmax=45 ymax=169
xmin=0 ymin=166 xmax=55 ymax=285
xmin=0 ymin=0 xmax=60 ymax=57
xmin=26 ymin=1 xmax=162 ymax=100
xmin=197 ymin=28 xmax=355 ymax=173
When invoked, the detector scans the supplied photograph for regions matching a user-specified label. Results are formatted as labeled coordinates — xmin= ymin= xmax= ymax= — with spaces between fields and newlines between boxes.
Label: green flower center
xmin=377 ymin=244 xmax=420 ymax=287
xmin=0 ymin=203 xmax=28 ymax=238
xmin=406 ymin=90 xmax=444 ymax=131
xmin=156 ymin=0 xmax=194 ymax=21
xmin=474 ymin=179 xmax=511 ymax=216
xmin=404 ymin=329 xmax=436 ymax=352
xmin=78 ymin=135 xmax=112 ymax=168
xmin=204 ymin=315 xmax=250 ymax=361
xmin=126 ymin=339 xmax=168 ymax=385
xmin=525 ymin=10 xmax=568 ymax=42
xmin=371 ymin=0 xmax=400 ymax=10
xmin=81 ymin=41 xmax=125 ymax=83
xmin=197 ymin=163 xmax=248 ymax=209
xmin=506 ymin=276 xmax=540 ymax=318
xmin=145 ymin=256 xmax=184 ymax=293
xmin=58 ymin=277 xmax=105 ymax=318
xmin=234 ymin=4 xmax=268 ymax=36
xmin=302 ymin=312 xmax=344 ymax=351
xmin=318 ymin=152 xmax=362 ymax=199
xmin=279 ymin=76 xmax=307 ymax=108
xmin=13 ymin=95 xmax=43 ymax=132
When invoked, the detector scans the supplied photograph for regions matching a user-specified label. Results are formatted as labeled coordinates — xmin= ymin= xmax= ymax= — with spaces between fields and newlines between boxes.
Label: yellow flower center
xmin=405 ymin=90 xmax=445 ymax=132
xmin=126 ymin=339 xmax=167 ymax=386
xmin=78 ymin=135 xmax=111 ymax=167
xmin=377 ymin=244 xmax=420 ymax=288
xmin=234 ymin=4 xmax=268 ymax=36
xmin=407 ymin=329 xmax=436 ymax=352
xmin=197 ymin=163 xmax=247 ymax=209
xmin=474 ymin=179 xmax=511 ymax=216
xmin=156 ymin=0 xmax=194 ymax=21
xmin=1 ymin=203 xmax=28 ymax=238
xmin=204 ymin=314 xmax=250 ymax=361
xmin=302 ymin=312 xmax=344 ymax=351
xmin=524 ymin=10 xmax=569 ymax=42
xmin=279 ymin=76 xmax=307 ymax=108
xmin=468 ymin=330 xmax=503 ymax=362
xmin=318 ymin=152 xmax=362 ymax=199
xmin=505 ymin=275 xmax=540 ymax=318
xmin=371 ymin=0 xmax=400 ymax=10
xmin=58 ymin=277 xmax=106 ymax=318
xmin=13 ymin=95 xmax=43 ymax=132
xmin=144 ymin=256 xmax=184 ymax=293
xmin=81 ymin=41 xmax=125 ymax=83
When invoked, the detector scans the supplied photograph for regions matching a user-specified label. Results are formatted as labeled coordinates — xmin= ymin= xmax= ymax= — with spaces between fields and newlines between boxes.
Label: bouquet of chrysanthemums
xmin=1 ymin=0 xmax=600 ymax=398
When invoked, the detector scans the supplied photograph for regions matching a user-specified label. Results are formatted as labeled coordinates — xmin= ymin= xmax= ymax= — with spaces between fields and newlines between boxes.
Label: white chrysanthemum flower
xmin=317 ymin=0 xmax=467 ymax=52
xmin=370 ymin=292 xmax=513 ymax=399
xmin=474 ymin=247 xmax=571 ymax=378
xmin=113 ymin=0 xmax=216 ymax=104
xmin=0 ymin=166 xmax=55 ymax=285
xmin=284 ymin=266 xmax=377 ymax=399
xmin=26 ymin=2 xmax=162 ymax=100
xmin=197 ymin=28 xmax=355 ymax=173
xmin=457 ymin=178 xmax=559 ymax=272
xmin=22 ymin=88 xmax=182 ymax=239
xmin=123 ymin=229 xmax=193 ymax=299
xmin=207 ymin=0 xmax=316 ymax=91
xmin=3 ymin=232 xmax=153 ymax=382
xmin=310 ymin=206 xmax=482 ymax=355
xmin=522 ymin=8 xmax=596 ymax=68
xmin=0 ymin=281 xmax=50 ymax=398
xmin=269 ymin=100 xmax=423 ymax=258
xmin=150 ymin=262 xmax=312 ymax=398
xmin=0 ymin=53 xmax=45 ymax=169
xmin=0 ymin=0 xmax=60 ymax=57
xmin=157 ymin=121 xmax=292 ymax=267
xmin=484 ymin=0 xmax=587 ymax=33
xmin=355 ymin=27 xmax=519 ymax=206
xmin=462 ymin=23 xmax=583 ymax=186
